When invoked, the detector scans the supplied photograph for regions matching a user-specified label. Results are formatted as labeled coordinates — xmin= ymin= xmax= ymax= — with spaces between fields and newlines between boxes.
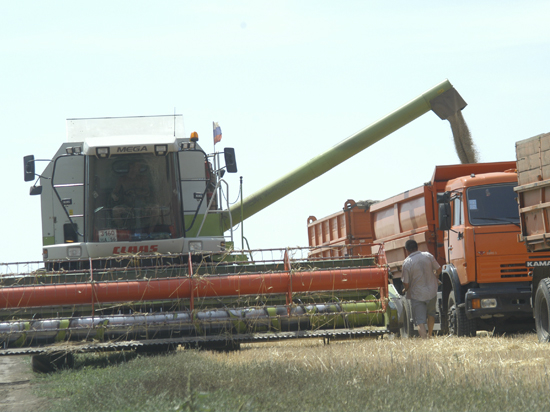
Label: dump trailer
xmin=307 ymin=200 xmax=377 ymax=259
xmin=514 ymin=132 xmax=550 ymax=341
xmin=3 ymin=80 xmax=469 ymax=370
xmin=309 ymin=161 xmax=536 ymax=336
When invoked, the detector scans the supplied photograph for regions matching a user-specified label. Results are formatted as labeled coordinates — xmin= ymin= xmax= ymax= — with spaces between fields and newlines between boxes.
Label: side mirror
xmin=437 ymin=191 xmax=451 ymax=204
xmin=24 ymin=155 xmax=35 ymax=182
xmin=29 ymin=186 xmax=42 ymax=196
xmin=438 ymin=202 xmax=452 ymax=231
xmin=224 ymin=148 xmax=237 ymax=173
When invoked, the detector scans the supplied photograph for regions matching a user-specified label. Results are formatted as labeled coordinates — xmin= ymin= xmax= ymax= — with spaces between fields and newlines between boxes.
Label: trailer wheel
xmin=447 ymin=291 xmax=476 ymax=337
xmin=399 ymin=298 xmax=418 ymax=338
xmin=534 ymin=278 xmax=550 ymax=342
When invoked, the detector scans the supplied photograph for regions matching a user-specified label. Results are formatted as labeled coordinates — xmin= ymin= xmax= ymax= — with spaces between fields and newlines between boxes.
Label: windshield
xmin=466 ymin=183 xmax=519 ymax=226
xmin=88 ymin=153 xmax=182 ymax=242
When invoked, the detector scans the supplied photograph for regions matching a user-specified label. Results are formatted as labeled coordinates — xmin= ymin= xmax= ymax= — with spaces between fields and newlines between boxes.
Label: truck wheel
xmin=399 ymin=298 xmax=418 ymax=338
xmin=534 ymin=278 xmax=550 ymax=342
xmin=447 ymin=291 xmax=476 ymax=337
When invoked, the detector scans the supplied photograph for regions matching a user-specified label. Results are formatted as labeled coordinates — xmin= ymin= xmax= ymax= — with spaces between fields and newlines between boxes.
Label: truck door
xmin=448 ymin=194 xmax=467 ymax=284
xmin=51 ymin=154 xmax=86 ymax=244
xmin=178 ymin=150 xmax=208 ymax=233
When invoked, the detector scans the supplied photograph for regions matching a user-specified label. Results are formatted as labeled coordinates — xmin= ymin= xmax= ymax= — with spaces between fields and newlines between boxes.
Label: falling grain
xmin=447 ymin=111 xmax=479 ymax=164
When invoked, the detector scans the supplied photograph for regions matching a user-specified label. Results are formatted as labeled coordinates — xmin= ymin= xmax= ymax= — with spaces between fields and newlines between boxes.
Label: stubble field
xmin=31 ymin=332 xmax=550 ymax=412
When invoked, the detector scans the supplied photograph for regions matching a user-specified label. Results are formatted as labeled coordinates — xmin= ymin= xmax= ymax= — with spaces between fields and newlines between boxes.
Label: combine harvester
xmin=1 ymin=80 xmax=466 ymax=371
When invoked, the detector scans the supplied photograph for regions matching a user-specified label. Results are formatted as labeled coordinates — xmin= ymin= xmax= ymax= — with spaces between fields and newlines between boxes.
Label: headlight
xmin=481 ymin=298 xmax=497 ymax=309
xmin=67 ymin=246 xmax=82 ymax=258
xmin=189 ymin=241 xmax=203 ymax=252
xmin=96 ymin=147 xmax=110 ymax=158
xmin=155 ymin=145 xmax=168 ymax=156
xmin=65 ymin=146 xmax=82 ymax=155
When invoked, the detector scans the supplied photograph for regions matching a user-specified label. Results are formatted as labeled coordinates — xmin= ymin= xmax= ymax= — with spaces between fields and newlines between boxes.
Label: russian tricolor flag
xmin=213 ymin=122 xmax=222 ymax=144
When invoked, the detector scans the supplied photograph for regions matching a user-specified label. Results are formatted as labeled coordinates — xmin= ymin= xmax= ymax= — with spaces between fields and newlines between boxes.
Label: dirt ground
xmin=0 ymin=356 xmax=50 ymax=412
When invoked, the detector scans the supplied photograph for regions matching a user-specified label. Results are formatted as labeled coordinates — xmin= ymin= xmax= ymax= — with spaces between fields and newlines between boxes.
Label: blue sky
xmin=1 ymin=1 xmax=549 ymax=263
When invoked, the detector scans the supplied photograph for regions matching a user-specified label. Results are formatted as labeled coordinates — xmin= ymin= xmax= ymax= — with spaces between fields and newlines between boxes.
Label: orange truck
xmin=515 ymin=132 xmax=550 ymax=341
xmin=309 ymin=161 xmax=536 ymax=336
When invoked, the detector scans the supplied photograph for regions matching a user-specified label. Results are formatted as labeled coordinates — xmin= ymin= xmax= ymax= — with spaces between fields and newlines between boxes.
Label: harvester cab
xmin=24 ymin=115 xmax=238 ymax=267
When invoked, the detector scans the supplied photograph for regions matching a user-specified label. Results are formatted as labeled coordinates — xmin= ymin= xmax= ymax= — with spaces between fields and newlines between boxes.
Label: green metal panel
xmin=184 ymin=214 xmax=223 ymax=237
xmin=223 ymin=79 xmax=459 ymax=230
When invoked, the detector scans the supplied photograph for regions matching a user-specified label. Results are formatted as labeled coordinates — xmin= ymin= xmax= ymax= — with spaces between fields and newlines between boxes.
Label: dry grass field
xmin=34 ymin=333 xmax=550 ymax=411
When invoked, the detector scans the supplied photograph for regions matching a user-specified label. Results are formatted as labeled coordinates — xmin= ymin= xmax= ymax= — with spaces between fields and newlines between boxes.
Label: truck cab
xmin=439 ymin=167 xmax=533 ymax=334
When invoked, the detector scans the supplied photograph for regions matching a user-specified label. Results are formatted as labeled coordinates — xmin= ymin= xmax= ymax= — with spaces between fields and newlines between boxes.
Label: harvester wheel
xmin=197 ymin=341 xmax=241 ymax=352
xmin=447 ymin=291 xmax=476 ymax=337
xmin=534 ymin=278 xmax=550 ymax=342
xmin=399 ymin=298 xmax=418 ymax=338
xmin=32 ymin=352 xmax=74 ymax=373
xmin=135 ymin=343 xmax=178 ymax=355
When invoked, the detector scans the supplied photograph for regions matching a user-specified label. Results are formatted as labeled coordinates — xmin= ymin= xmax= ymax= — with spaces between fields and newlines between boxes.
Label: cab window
xmin=453 ymin=195 xmax=464 ymax=226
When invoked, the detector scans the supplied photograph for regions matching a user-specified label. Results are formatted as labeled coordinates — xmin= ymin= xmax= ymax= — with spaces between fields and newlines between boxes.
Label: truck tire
xmin=534 ymin=278 xmax=550 ymax=342
xmin=399 ymin=298 xmax=418 ymax=338
xmin=439 ymin=293 xmax=449 ymax=335
xmin=447 ymin=290 xmax=476 ymax=337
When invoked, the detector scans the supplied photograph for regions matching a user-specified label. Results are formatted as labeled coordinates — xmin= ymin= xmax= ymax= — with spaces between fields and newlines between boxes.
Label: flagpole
xmin=212 ymin=122 xmax=216 ymax=181
xmin=212 ymin=122 xmax=218 ymax=210
xmin=212 ymin=121 xmax=215 ymax=149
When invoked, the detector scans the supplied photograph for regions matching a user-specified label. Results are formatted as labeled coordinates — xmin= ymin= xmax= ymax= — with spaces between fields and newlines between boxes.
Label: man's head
xmin=405 ymin=239 xmax=418 ymax=253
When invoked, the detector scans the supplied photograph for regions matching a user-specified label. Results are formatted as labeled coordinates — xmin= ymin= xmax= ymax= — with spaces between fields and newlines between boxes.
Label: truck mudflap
xmin=464 ymin=283 xmax=532 ymax=320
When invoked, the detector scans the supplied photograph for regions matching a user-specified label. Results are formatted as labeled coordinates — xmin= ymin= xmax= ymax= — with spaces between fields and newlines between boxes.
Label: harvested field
xmin=31 ymin=332 xmax=550 ymax=411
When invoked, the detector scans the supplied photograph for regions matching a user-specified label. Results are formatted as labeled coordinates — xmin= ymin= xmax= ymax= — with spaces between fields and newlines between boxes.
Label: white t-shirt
xmin=402 ymin=251 xmax=440 ymax=301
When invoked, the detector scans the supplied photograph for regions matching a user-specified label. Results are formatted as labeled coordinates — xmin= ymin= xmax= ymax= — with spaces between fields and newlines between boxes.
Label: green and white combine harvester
xmin=1 ymin=80 xmax=466 ymax=371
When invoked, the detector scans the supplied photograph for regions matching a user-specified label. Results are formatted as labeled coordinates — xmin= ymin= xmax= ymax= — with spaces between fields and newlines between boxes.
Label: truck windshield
xmin=88 ymin=153 xmax=182 ymax=242
xmin=466 ymin=183 xmax=519 ymax=226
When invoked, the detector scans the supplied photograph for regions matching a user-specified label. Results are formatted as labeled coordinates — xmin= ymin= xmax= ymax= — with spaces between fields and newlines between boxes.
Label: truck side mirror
xmin=224 ymin=148 xmax=238 ymax=173
xmin=438 ymin=202 xmax=452 ymax=231
xmin=24 ymin=155 xmax=35 ymax=182
xmin=437 ymin=192 xmax=451 ymax=204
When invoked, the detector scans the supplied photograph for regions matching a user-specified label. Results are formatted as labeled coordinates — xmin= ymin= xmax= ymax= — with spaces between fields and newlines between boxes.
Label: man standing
xmin=402 ymin=240 xmax=442 ymax=339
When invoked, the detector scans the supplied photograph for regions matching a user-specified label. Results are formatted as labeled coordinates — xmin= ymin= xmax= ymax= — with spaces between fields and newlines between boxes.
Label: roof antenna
xmin=173 ymin=107 xmax=176 ymax=137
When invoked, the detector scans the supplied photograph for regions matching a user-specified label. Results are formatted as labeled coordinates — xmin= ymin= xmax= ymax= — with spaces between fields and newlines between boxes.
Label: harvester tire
xmin=534 ymin=278 xmax=550 ymax=342
xmin=135 ymin=343 xmax=178 ymax=355
xmin=399 ymin=298 xmax=418 ymax=338
xmin=32 ymin=353 xmax=74 ymax=373
xmin=447 ymin=291 xmax=476 ymax=337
